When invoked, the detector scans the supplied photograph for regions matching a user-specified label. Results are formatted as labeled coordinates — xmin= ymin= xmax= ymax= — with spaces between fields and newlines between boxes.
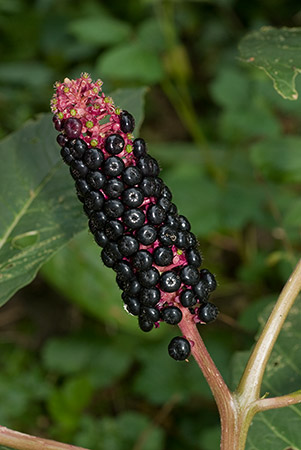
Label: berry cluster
xmin=51 ymin=74 xmax=219 ymax=361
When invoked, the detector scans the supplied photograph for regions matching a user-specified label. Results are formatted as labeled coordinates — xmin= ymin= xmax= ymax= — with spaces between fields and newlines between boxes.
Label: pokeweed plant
xmin=0 ymin=27 xmax=300 ymax=450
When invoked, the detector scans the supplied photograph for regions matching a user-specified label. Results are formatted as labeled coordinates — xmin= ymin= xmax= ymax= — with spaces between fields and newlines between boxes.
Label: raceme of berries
xmin=51 ymin=73 xmax=219 ymax=361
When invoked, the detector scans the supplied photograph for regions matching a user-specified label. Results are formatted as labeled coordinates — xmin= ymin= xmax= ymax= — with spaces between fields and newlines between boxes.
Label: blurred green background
xmin=0 ymin=0 xmax=300 ymax=449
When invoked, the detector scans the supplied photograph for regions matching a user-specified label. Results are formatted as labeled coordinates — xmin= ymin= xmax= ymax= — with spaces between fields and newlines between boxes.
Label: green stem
xmin=0 ymin=426 xmax=89 ymax=450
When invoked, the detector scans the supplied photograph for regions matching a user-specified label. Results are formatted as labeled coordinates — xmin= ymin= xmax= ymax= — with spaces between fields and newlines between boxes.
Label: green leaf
xmin=0 ymin=114 xmax=86 ymax=306
xmin=68 ymin=16 xmax=132 ymax=46
xmin=97 ymin=41 xmax=164 ymax=84
xmin=231 ymin=301 xmax=301 ymax=449
xmin=239 ymin=26 xmax=301 ymax=100
xmin=250 ymin=136 xmax=301 ymax=183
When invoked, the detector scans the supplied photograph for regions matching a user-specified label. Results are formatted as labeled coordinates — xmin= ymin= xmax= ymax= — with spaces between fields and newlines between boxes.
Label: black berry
xmin=118 ymin=235 xmax=139 ymax=256
xmin=153 ymin=246 xmax=173 ymax=266
xmin=198 ymin=302 xmax=219 ymax=323
xmin=105 ymin=134 xmax=124 ymax=155
xmin=199 ymin=269 xmax=217 ymax=292
xmin=158 ymin=225 xmax=177 ymax=247
xmin=103 ymin=178 xmax=125 ymax=199
xmin=104 ymin=220 xmax=124 ymax=240
xmin=70 ymin=160 xmax=88 ymax=179
xmin=83 ymin=148 xmax=104 ymax=170
xmin=123 ymin=208 xmax=145 ymax=229
xmin=86 ymin=171 xmax=106 ymax=190
xmin=168 ymin=337 xmax=191 ymax=361
xmin=71 ymin=138 xmax=87 ymax=159
xmin=120 ymin=110 xmax=135 ymax=133
xmin=132 ymin=250 xmax=153 ymax=271
xmin=103 ymin=156 xmax=125 ymax=177
xmin=123 ymin=295 xmax=140 ymax=316
xmin=104 ymin=199 xmax=124 ymax=218
xmin=133 ymin=138 xmax=147 ymax=158
xmin=160 ymin=271 xmax=181 ymax=293
xmin=136 ymin=224 xmax=157 ymax=245
xmin=147 ymin=204 xmax=166 ymax=225
xmin=138 ymin=267 xmax=160 ymax=288
xmin=139 ymin=287 xmax=160 ymax=306
xmin=122 ymin=187 xmax=144 ymax=208
xmin=161 ymin=306 xmax=182 ymax=325
xmin=180 ymin=265 xmax=200 ymax=286
xmin=193 ymin=280 xmax=209 ymax=302
xmin=122 ymin=166 xmax=142 ymax=186
xmin=186 ymin=248 xmax=202 ymax=267
xmin=114 ymin=260 xmax=134 ymax=280
xmin=180 ymin=289 xmax=197 ymax=307
xmin=84 ymin=191 xmax=104 ymax=211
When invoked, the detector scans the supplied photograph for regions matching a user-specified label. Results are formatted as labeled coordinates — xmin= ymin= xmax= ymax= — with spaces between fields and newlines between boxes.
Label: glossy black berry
xmin=123 ymin=208 xmax=145 ymax=229
xmin=122 ymin=187 xmax=144 ymax=208
xmin=199 ymin=269 xmax=217 ymax=292
xmin=118 ymin=235 xmax=139 ymax=256
xmin=86 ymin=171 xmax=106 ymax=190
xmin=101 ymin=243 xmax=122 ymax=267
xmin=103 ymin=178 xmax=125 ymax=199
xmin=169 ymin=203 xmax=178 ymax=215
xmin=138 ymin=315 xmax=153 ymax=332
xmin=89 ymin=211 xmax=107 ymax=231
xmin=64 ymin=118 xmax=82 ymax=139
xmin=139 ymin=287 xmax=160 ymax=306
xmin=186 ymin=247 xmax=202 ymax=267
xmin=84 ymin=190 xmax=104 ymax=211
xmin=122 ymin=279 xmax=141 ymax=296
xmin=114 ymin=260 xmax=135 ymax=281
xmin=83 ymin=148 xmax=104 ymax=170
xmin=71 ymin=138 xmax=87 ymax=159
xmin=120 ymin=110 xmax=135 ymax=133
xmin=178 ymin=215 xmax=191 ymax=231
xmin=160 ymin=271 xmax=181 ymax=293
xmin=132 ymin=250 xmax=153 ymax=271
xmin=60 ymin=146 xmax=74 ymax=165
xmin=153 ymin=247 xmax=173 ymax=266
xmin=161 ymin=306 xmax=182 ymax=325
xmin=198 ymin=302 xmax=219 ymax=323
xmin=158 ymin=225 xmax=177 ymax=247
xmin=137 ymin=155 xmax=160 ymax=177
xmin=123 ymin=295 xmax=140 ymax=316
xmin=175 ymin=231 xmax=191 ymax=250
xmin=57 ymin=133 xmax=68 ymax=147
xmin=157 ymin=196 xmax=171 ymax=211
xmin=133 ymin=138 xmax=147 ymax=158
xmin=136 ymin=225 xmax=157 ymax=245
xmin=180 ymin=265 xmax=200 ymax=286
xmin=122 ymin=166 xmax=142 ymax=186
xmin=104 ymin=220 xmax=124 ymax=240
xmin=75 ymin=178 xmax=90 ymax=196
xmin=104 ymin=134 xmax=124 ymax=155
xmin=147 ymin=204 xmax=166 ymax=225
xmin=140 ymin=306 xmax=160 ymax=323
xmin=165 ymin=214 xmax=179 ymax=228
xmin=53 ymin=114 xmax=63 ymax=131
xmin=104 ymin=199 xmax=124 ymax=218
xmin=140 ymin=177 xmax=158 ymax=197
xmin=70 ymin=160 xmax=88 ymax=179
xmin=103 ymin=156 xmax=125 ymax=177
xmin=180 ymin=289 xmax=197 ymax=307
xmin=94 ymin=230 xmax=109 ymax=247
xmin=168 ymin=337 xmax=191 ymax=361
xmin=138 ymin=267 xmax=160 ymax=288
xmin=193 ymin=280 xmax=209 ymax=302
xmin=161 ymin=185 xmax=172 ymax=201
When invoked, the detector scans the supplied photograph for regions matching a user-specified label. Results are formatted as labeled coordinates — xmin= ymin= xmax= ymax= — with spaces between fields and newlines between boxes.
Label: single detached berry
xmin=168 ymin=337 xmax=191 ymax=361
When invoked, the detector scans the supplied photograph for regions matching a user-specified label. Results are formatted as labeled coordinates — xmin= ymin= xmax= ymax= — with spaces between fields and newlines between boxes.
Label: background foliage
xmin=0 ymin=1 xmax=300 ymax=449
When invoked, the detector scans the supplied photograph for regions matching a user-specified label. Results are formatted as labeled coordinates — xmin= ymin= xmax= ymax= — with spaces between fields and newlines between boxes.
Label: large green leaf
xmin=231 ymin=300 xmax=301 ymax=450
xmin=239 ymin=27 xmax=301 ymax=100
xmin=0 ymin=87 xmax=147 ymax=306
xmin=0 ymin=114 xmax=86 ymax=306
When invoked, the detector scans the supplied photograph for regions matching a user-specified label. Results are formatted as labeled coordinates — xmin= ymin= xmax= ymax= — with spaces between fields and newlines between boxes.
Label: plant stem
xmin=0 ymin=426 xmax=89 ymax=450
xmin=255 ymin=391 xmax=301 ymax=412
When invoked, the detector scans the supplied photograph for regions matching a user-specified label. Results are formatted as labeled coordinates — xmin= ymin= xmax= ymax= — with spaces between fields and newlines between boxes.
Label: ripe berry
xmin=114 ymin=260 xmax=134 ymax=281
xmin=123 ymin=208 xmax=145 ymax=229
xmin=160 ymin=271 xmax=181 ymax=293
xmin=123 ymin=279 xmax=141 ymax=296
xmin=180 ymin=265 xmax=200 ymax=286
xmin=161 ymin=306 xmax=182 ymax=325
xmin=105 ymin=134 xmax=124 ymax=155
xmin=118 ymin=235 xmax=139 ymax=256
xmin=138 ymin=315 xmax=153 ymax=332
xmin=137 ymin=155 xmax=160 ymax=177
xmin=178 ymin=215 xmax=191 ymax=231
xmin=123 ymin=295 xmax=140 ymax=316
xmin=104 ymin=220 xmax=124 ymax=240
xmin=175 ymin=231 xmax=191 ymax=250
xmin=133 ymin=138 xmax=147 ymax=158
xmin=64 ymin=118 xmax=82 ymax=139
xmin=101 ymin=243 xmax=122 ymax=267
xmin=83 ymin=148 xmax=104 ymax=170
xmin=94 ymin=230 xmax=109 ymax=248
xmin=199 ymin=269 xmax=217 ymax=292
xmin=180 ymin=289 xmax=197 ymax=307
xmin=140 ymin=177 xmax=157 ymax=197
xmin=198 ymin=302 xmax=219 ymax=323
xmin=89 ymin=211 xmax=107 ymax=230
xmin=140 ymin=306 xmax=160 ymax=323
xmin=122 ymin=187 xmax=144 ymax=208
xmin=157 ymin=196 xmax=171 ymax=211
xmin=147 ymin=204 xmax=166 ymax=225
xmin=53 ymin=114 xmax=63 ymax=131
xmin=75 ymin=178 xmax=90 ymax=196
xmin=153 ymin=246 xmax=173 ymax=266
xmin=86 ymin=171 xmax=106 ymax=190
xmin=104 ymin=199 xmax=124 ymax=218
xmin=138 ymin=267 xmax=160 ymax=288
xmin=122 ymin=166 xmax=142 ymax=186
xmin=61 ymin=146 xmax=74 ymax=165
xmin=120 ymin=110 xmax=135 ymax=133
xmin=84 ymin=191 xmax=104 ymax=211
xmin=136 ymin=224 xmax=157 ymax=245
xmin=168 ymin=337 xmax=191 ymax=361
xmin=169 ymin=203 xmax=178 ymax=215
xmin=165 ymin=214 xmax=179 ymax=228
xmin=158 ymin=225 xmax=177 ymax=247
xmin=57 ymin=134 xmax=68 ymax=147
xmin=139 ymin=287 xmax=160 ymax=306
xmin=71 ymin=138 xmax=87 ymax=159
xmin=186 ymin=247 xmax=202 ymax=267
xmin=132 ymin=250 xmax=153 ymax=271
xmin=193 ymin=280 xmax=209 ymax=302
xmin=103 ymin=156 xmax=125 ymax=177
xmin=70 ymin=160 xmax=88 ymax=179
xmin=104 ymin=178 xmax=125 ymax=199
xmin=161 ymin=185 xmax=172 ymax=201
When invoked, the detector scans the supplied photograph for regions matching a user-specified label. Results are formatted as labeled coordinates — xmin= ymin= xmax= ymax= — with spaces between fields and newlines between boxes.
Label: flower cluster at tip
xmin=51 ymin=73 xmax=219 ymax=361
